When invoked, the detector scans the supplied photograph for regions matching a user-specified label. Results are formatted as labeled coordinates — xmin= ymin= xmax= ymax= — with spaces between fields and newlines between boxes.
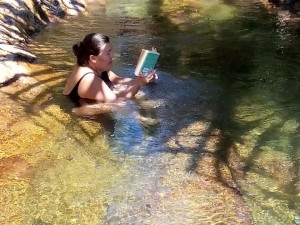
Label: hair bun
xmin=72 ymin=41 xmax=82 ymax=57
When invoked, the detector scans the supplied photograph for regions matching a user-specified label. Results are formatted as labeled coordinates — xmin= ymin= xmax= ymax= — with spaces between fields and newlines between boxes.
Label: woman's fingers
xmin=151 ymin=47 xmax=157 ymax=52
xmin=147 ymin=72 xmax=158 ymax=83
xmin=137 ymin=70 xmax=158 ymax=85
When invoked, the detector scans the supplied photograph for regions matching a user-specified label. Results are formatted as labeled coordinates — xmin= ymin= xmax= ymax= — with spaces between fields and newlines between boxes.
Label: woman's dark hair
xmin=72 ymin=33 xmax=110 ymax=66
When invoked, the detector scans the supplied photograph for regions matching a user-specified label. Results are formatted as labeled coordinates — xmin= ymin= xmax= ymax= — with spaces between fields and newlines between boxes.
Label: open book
xmin=134 ymin=49 xmax=160 ymax=76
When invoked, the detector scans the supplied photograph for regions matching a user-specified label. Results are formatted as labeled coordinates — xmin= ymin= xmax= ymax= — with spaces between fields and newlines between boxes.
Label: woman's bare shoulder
xmin=63 ymin=66 xmax=95 ymax=95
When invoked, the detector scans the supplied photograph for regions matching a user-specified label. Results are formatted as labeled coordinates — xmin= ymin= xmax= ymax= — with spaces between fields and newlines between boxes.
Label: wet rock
xmin=0 ymin=0 xmax=88 ymax=84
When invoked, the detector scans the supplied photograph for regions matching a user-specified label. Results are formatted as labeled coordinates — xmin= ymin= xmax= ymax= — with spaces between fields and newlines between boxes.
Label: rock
xmin=0 ymin=44 xmax=37 ymax=61
xmin=0 ymin=61 xmax=28 ymax=84
xmin=0 ymin=0 xmax=88 ymax=85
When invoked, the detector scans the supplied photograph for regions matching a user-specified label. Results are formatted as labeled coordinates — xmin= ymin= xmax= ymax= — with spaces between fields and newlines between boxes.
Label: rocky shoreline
xmin=0 ymin=0 xmax=91 ymax=84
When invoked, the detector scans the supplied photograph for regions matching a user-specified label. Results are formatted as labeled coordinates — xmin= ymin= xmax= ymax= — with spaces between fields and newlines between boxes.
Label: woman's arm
xmin=108 ymin=70 xmax=158 ymax=85
xmin=78 ymin=72 xmax=157 ymax=103
xmin=113 ymin=71 xmax=158 ymax=98
xmin=108 ymin=70 xmax=133 ymax=85
xmin=78 ymin=73 xmax=118 ymax=102
xmin=115 ymin=76 xmax=145 ymax=99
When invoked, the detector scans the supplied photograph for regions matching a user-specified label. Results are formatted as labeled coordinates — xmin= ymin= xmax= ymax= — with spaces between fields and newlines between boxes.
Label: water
xmin=0 ymin=0 xmax=299 ymax=224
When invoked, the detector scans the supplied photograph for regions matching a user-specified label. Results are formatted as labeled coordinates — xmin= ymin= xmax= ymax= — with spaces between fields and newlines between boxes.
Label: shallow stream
xmin=0 ymin=0 xmax=300 ymax=224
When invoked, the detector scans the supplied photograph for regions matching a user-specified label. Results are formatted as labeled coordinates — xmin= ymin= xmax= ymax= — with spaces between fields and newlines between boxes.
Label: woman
xmin=63 ymin=33 xmax=157 ymax=107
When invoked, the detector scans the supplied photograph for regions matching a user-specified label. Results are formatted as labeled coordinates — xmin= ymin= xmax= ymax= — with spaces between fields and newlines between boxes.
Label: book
xmin=134 ymin=49 xmax=160 ymax=76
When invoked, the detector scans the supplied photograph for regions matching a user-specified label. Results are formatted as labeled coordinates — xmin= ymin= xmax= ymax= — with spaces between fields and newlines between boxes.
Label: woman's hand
xmin=138 ymin=70 xmax=158 ymax=85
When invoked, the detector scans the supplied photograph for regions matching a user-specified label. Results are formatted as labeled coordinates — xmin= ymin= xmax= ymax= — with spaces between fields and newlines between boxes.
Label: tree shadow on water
xmin=140 ymin=3 xmax=300 ymax=222
xmin=0 ymin=67 xmax=105 ymax=150
xmin=1 ymin=1 xmax=299 ymax=223
xmin=128 ymin=0 xmax=257 ymax=194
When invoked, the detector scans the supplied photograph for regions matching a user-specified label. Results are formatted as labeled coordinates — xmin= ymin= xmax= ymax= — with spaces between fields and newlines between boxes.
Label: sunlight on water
xmin=105 ymin=0 xmax=150 ymax=18
xmin=160 ymin=0 xmax=237 ymax=23
xmin=232 ymin=88 xmax=300 ymax=224
xmin=1 ymin=0 xmax=300 ymax=224
xmin=0 ymin=87 xmax=128 ymax=224
xmin=23 ymin=140 xmax=124 ymax=224
xmin=0 ymin=56 xmax=127 ymax=223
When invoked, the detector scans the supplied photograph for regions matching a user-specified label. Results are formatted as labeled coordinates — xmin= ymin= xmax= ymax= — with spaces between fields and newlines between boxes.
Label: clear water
xmin=0 ymin=0 xmax=300 ymax=224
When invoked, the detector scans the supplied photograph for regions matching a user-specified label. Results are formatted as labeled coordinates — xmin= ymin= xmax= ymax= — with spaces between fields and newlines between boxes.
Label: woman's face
xmin=94 ymin=43 xmax=113 ymax=72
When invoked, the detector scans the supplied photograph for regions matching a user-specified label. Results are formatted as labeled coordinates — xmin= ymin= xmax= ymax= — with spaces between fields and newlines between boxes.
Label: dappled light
xmin=0 ymin=0 xmax=300 ymax=224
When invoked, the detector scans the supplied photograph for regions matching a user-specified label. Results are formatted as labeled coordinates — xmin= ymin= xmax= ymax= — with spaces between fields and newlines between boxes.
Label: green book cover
xmin=135 ymin=49 xmax=160 ymax=75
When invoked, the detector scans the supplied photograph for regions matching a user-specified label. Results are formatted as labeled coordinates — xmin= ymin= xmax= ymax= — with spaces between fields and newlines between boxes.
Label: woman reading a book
xmin=63 ymin=33 xmax=157 ymax=109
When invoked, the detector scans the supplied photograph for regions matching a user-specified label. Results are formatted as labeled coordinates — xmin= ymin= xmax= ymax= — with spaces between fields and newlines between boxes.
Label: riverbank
xmin=0 ymin=0 xmax=106 ymax=84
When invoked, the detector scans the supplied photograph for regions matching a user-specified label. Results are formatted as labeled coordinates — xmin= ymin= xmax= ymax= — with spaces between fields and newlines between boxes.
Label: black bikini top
xmin=68 ymin=71 xmax=114 ymax=106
